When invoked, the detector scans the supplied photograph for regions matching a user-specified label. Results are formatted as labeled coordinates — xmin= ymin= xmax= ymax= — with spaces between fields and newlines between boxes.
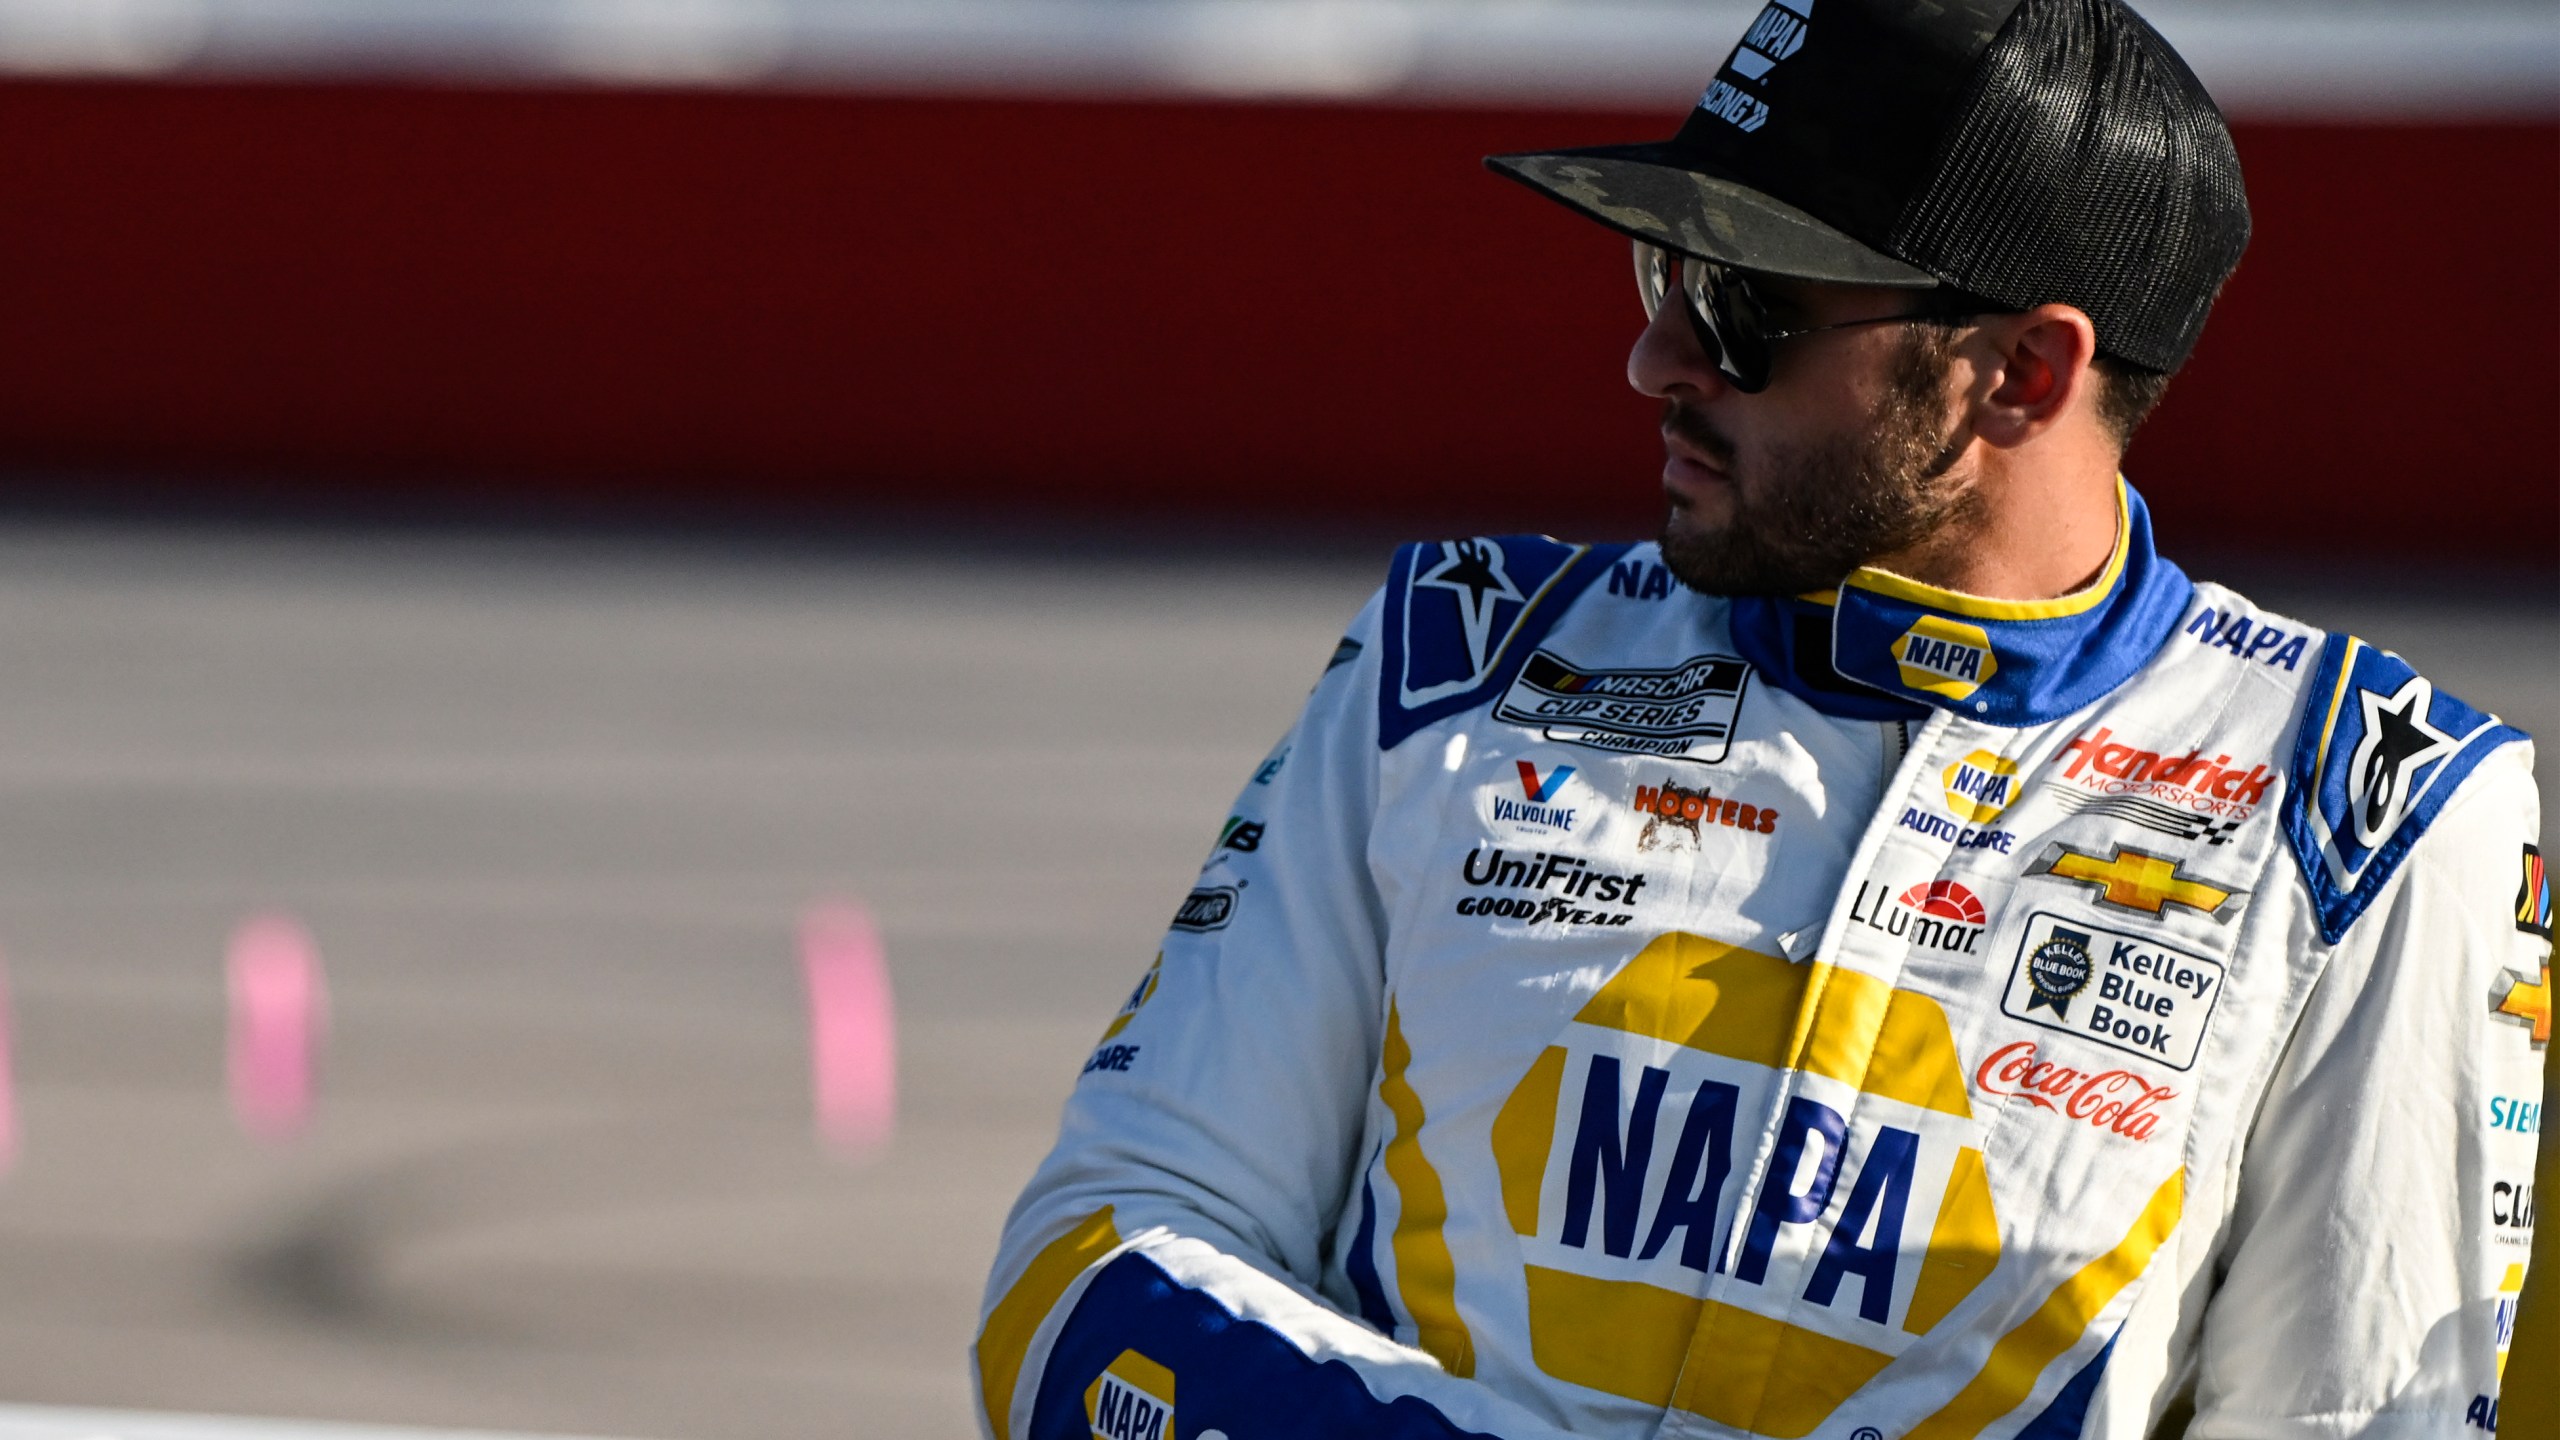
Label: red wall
xmin=0 ymin=80 xmax=2550 ymax=559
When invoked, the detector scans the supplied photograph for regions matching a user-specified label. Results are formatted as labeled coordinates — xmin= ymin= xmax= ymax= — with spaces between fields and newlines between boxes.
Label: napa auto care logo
xmin=1893 ymin=617 xmax=1997 ymax=702
xmin=1900 ymin=749 xmax=2021 ymax=853
xmin=1084 ymin=1349 xmax=1174 ymax=1440
xmin=1973 ymin=1040 xmax=2178 ymax=1142
xmin=1942 ymin=751 xmax=2018 ymax=823
xmin=1083 ymin=954 xmax=1160 ymax=1076
xmin=1847 ymin=878 xmax=1987 ymax=954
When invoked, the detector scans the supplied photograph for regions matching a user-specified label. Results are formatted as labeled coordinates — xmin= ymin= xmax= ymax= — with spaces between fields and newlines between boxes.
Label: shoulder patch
xmin=1377 ymin=536 xmax=1628 ymax=751
xmin=2283 ymin=635 xmax=2529 ymax=943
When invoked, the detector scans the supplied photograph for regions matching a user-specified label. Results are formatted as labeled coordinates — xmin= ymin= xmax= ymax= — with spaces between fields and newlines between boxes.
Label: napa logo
xmin=1098 ymin=956 xmax=1160 ymax=1044
xmin=2495 ymin=1263 xmax=2525 ymax=1380
xmin=1487 ymin=936 xmax=2004 ymax=1432
xmin=1084 ymin=1349 xmax=1174 ymax=1440
xmin=1942 ymin=750 xmax=2018 ymax=824
xmin=1893 ymin=617 xmax=1997 ymax=702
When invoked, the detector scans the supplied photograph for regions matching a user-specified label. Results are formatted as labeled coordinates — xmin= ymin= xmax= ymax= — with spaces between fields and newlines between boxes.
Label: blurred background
xmin=0 ymin=2 xmax=2547 ymax=1437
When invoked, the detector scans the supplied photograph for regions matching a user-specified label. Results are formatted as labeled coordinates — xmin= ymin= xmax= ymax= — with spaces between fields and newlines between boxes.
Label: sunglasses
xmin=1632 ymin=240 xmax=1979 ymax=394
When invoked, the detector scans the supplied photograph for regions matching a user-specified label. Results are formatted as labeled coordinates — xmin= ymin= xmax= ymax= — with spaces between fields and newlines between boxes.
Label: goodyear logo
xmin=1893 ymin=618 xmax=1996 ymax=702
xmin=1942 ymin=750 xmax=2018 ymax=824
xmin=1084 ymin=1349 xmax=1174 ymax=1440
xmin=1488 ymin=936 xmax=2002 ymax=1433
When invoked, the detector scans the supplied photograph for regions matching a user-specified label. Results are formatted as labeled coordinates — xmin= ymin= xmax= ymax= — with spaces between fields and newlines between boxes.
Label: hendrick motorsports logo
xmin=1494 ymin=650 xmax=1749 ymax=764
xmin=2000 ymin=911 xmax=2224 ymax=1070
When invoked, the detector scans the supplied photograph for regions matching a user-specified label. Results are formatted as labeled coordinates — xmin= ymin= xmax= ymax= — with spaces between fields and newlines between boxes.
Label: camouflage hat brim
xmin=1485 ymin=145 xmax=1940 ymax=289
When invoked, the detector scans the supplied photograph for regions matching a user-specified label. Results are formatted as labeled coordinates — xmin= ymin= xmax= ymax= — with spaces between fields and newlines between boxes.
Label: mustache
xmin=1661 ymin=399 xmax=1737 ymax=467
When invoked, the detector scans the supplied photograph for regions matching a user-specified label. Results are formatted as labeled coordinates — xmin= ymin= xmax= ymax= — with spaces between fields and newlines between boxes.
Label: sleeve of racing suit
xmin=971 ymin=590 xmax=1578 ymax=1440
xmin=2192 ymin=742 xmax=2544 ymax=1437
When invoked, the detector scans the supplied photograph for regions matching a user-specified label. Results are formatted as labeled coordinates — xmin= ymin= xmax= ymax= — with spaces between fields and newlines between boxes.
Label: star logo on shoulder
xmin=2347 ymin=674 xmax=2459 ymax=849
xmin=1416 ymin=539 xmax=1526 ymax=677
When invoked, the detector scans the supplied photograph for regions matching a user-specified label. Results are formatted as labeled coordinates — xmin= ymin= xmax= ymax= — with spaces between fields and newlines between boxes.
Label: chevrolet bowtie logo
xmin=2032 ymin=844 xmax=2242 ymax=921
xmin=2494 ymin=962 xmax=2551 ymax=1049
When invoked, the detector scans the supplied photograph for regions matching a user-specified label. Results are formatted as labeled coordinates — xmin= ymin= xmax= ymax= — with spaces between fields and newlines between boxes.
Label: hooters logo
xmin=1975 ymin=1041 xmax=2178 ymax=1142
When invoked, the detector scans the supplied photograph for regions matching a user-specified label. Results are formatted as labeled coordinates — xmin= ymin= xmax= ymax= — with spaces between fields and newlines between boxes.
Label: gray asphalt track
xmin=0 ymin=522 xmax=2542 ymax=1440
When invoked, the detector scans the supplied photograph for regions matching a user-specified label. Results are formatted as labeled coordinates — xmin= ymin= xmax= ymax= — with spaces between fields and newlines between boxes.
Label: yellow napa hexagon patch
xmin=1085 ymin=1348 xmax=1175 ymax=1440
xmin=1894 ymin=617 xmax=1998 ymax=702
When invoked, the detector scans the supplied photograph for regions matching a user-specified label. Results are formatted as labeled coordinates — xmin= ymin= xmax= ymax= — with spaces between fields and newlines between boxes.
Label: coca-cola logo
xmin=1974 ymin=1040 xmax=2178 ymax=1142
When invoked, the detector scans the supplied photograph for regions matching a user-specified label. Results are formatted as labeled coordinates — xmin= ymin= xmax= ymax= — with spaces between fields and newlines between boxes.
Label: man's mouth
xmin=1660 ymin=401 xmax=1737 ymax=488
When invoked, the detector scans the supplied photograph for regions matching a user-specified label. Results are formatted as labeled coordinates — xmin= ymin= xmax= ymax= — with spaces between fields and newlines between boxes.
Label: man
xmin=976 ymin=0 xmax=2547 ymax=1435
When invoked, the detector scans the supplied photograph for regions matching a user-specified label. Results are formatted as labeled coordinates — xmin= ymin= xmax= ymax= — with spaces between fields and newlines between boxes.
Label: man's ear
xmin=1970 ymin=304 xmax=2100 ymax=449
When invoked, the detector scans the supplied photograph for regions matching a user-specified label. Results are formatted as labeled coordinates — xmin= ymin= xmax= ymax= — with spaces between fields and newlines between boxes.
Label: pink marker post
xmin=0 ymin=953 xmax=18 ymax=1174
xmin=801 ymin=902 xmax=896 ymax=1159
xmin=227 ymin=914 xmax=325 ymax=1142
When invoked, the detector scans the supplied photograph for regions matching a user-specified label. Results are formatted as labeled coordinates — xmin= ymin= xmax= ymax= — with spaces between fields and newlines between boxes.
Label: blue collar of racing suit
xmin=1726 ymin=478 xmax=2197 ymax=729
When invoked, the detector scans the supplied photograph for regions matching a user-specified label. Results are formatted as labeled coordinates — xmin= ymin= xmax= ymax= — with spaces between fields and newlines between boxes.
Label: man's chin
xmin=1657 ymin=518 xmax=1851 ymax=599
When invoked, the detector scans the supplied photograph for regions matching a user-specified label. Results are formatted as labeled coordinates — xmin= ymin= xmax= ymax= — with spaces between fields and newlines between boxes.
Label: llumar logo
xmin=2056 ymin=728 xmax=2274 ymax=817
xmin=1974 ymin=1041 xmax=2177 ymax=1142
xmin=1893 ymin=617 xmax=1997 ymax=702
xmin=1847 ymin=878 xmax=1987 ymax=954
xmin=1084 ymin=1349 xmax=1174 ymax=1440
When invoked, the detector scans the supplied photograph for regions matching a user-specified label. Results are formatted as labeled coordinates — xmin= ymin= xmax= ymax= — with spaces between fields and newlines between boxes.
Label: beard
xmin=1657 ymin=326 xmax=1975 ymax=597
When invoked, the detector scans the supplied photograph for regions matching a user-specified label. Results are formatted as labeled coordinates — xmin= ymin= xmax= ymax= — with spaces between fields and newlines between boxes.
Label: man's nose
xmin=1627 ymin=291 xmax=1732 ymax=401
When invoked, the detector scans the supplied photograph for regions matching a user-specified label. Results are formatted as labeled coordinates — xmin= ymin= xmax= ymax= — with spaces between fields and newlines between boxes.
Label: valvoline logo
xmin=1494 ymin=761 xmax=1581 ymax=833
xmin=1517 ymin=761 xmax=1576 ymax=804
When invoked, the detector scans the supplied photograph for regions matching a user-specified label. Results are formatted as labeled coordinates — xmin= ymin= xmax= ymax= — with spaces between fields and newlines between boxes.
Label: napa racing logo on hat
xmin=1700 ymin=0 xmax=1810 ymax=133
xmin=1478 ymin=932 xmax=2188 ymax=1428
xmin=2000 ymin=912 xmax=2224 ymax=1071
xmin=1084 ymin=1349 xmax=1175 ymax=1440
xmin=1892 ymin=617 xmax=1997 ymax=702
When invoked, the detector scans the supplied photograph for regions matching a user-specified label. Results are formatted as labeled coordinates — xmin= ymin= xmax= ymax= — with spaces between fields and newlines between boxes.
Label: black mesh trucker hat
xmin=1486 ymin=0 xmax=2251 ymax=373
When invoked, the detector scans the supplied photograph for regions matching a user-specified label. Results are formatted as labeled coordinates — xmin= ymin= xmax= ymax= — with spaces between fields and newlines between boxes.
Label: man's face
xmin=1629 ymin=269 xmax=1975 ymax=597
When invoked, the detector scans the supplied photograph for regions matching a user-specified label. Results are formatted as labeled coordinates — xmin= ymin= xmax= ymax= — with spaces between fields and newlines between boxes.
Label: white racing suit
xmin=976 ymin=481 xmax=2547 ymax=1440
